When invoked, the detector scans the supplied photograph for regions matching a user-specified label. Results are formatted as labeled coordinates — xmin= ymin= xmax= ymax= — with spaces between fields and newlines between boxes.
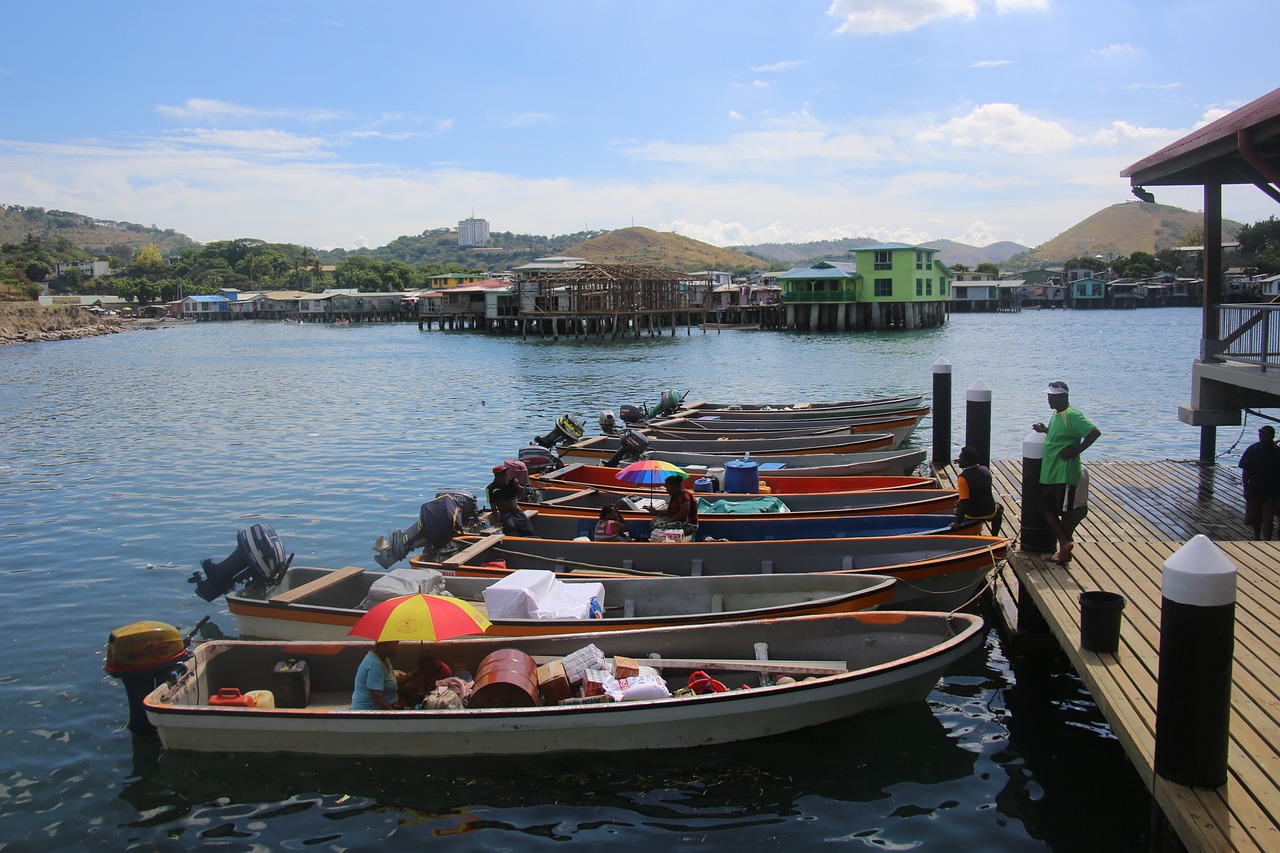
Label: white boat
xmin=143 ymin=611 xmax=983 ymax=756
xmin=556 ymin=446 xmax=927 ymax=476
xmin=225 ymin=566 xmax=899 ymax=640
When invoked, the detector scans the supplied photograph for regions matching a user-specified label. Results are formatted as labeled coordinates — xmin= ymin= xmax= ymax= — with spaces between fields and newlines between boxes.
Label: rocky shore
xmin=0 ymin=302 xmax=132 ymax=345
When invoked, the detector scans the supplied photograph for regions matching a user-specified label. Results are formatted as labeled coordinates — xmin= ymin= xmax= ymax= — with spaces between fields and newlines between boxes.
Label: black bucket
xmin=1079 ymin=591 xmax=1126 ymax=653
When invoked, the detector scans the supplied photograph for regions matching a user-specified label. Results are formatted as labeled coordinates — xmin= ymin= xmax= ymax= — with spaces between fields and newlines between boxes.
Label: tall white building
xmin=458 ymin=217 xmax=490 ymax=248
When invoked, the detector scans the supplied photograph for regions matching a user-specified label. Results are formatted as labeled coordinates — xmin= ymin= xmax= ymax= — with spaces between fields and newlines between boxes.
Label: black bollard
xmin=965 ymin=379 xmax=991 ymax=466
xmin=932 ymin=358 xmax=952 ymax=468
xmin=1154 ymin=535 xmax=1237 ymax=788
xmin=1020 ymin=429 xmax=1054 ymax=552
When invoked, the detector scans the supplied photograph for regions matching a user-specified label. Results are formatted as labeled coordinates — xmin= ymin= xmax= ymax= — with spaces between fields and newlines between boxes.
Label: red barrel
xmin=469 ymin=649 xmax=539 ymax=709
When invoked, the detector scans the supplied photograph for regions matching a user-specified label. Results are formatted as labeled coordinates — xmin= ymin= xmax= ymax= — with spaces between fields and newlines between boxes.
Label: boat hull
xmin=528 ymin=485 xmax=959 ymax=517
xmin=562 ymin=432 xmax=894 ymax=458
xmin=555 ymin=447 xmax=928 ymax=476
xmin=532 ymin=463 xmax=938 ymax=494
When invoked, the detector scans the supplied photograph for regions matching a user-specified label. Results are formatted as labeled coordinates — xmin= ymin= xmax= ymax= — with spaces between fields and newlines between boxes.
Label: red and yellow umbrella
xmin=349 ymin=593 xmax=492 ymax=642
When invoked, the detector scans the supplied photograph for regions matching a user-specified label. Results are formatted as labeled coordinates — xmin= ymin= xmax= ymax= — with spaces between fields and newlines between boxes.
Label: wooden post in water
xmin=932 ymin=358 xmax=952 ymax=468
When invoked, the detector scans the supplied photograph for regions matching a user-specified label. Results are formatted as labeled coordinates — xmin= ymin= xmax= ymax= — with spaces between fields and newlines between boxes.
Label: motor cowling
xmin=599 ymin=410 xmax=618 ymax=434
xmin=619 ymin=404 xmax=645 ymax=425
xmin=190 ymin=523 xmax=293 ymax=601
xmin=532 ymin=414 xmax=586 ymax=448
xmin=373 ymin=492 xmax=480 ymax=568
xmin=518 ymin=446 xmax=563 ymax=474
xmin=648 ymin=389 xmax=687 ymax=418
xmin=605 ymin=429 xmax=650 ymax=467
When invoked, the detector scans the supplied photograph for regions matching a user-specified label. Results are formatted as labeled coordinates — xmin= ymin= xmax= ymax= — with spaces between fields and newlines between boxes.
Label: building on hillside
xmin=424 ymin=272 xmax=487 ymax=290
xmin=54 ymin=260 xmax=111 ymax=279
xmin=458 ymin=217 xmax=490 ymax=248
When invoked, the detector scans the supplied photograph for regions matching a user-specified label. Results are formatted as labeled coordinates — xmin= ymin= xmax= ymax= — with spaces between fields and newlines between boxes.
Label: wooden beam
xmin=269 ymin=566 xmax=363 ymax=604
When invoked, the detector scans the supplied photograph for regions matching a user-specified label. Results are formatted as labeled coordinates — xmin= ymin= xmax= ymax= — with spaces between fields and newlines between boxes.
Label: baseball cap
xmin=492 ymin=464 xmax=506 ymax=473
xmin=1044 ymin=381 xmax=1069 ymax=395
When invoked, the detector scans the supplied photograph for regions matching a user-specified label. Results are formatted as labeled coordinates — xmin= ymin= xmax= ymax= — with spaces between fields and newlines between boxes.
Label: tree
xmin=23 ymin=260 xmax=51 ymax=282
xmin=131 ymin=244 xmax=168 ymax=279
xmin=975 ymin=262 xmax=1000 ymax=276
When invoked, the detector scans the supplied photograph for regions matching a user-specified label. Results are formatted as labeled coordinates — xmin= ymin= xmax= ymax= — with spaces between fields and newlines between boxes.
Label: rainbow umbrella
xmin=615 ymin=459 xmax=689 ymax=485
xmin=349 ymin=593 xmax=492 ymax=642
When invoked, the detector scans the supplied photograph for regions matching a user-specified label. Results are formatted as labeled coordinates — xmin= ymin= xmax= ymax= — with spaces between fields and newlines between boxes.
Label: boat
xmin=223 ymin=567 xmax=899 ymax=640
xmin=525 ymin=484 xmax=960 ymax=519
xmin=556 ymin=446 xmax=928 ymax=476
xmin=142 ymin=610 xmax=984 ymax=756
xmin=559 ymin=431 xmax=895 ymax=461
xmin=531 ymin=463 xmax=938 ymax=494
xmin=644 ymin=410 xmax=926 ymax=448
xmin=417 ymin=533 xmax=1007 ymax=611
xmin=507 ymin=510 xmax=978 ymax=542
xmin=673 ymin=394 xmax=926 ymax=420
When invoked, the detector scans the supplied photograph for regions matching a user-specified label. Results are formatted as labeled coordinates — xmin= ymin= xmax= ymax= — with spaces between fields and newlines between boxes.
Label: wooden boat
xmin=142 ymin=610 xmax=984 ymax=756
xmin=531 ymin=463 xmax=938 ymax=494
xmin=674 ymin=394 xmax=925 ymax=420
xmin=224 ymin=567 xmax=899 ymax=640
xmin=645 ymin=410 xmax=926 ymax=448
xmin=525 ymin=484 xmax=959 ymax=518
xmin=559 ymin=431 xmax=894 ymax=460
xmin=508 ymin=510 xmax=978 ymax=542
xmin=417 ymin=533 xmax=1007 ymax=611
xmin=555 ymin=446 xmax=928 ymax=477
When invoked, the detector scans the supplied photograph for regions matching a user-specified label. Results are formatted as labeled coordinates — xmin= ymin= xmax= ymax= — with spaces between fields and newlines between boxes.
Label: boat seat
xmin=270 ymin=566 xmax=363 ymax=604
xmin=623 ymin=599 xmax=635 ymax=618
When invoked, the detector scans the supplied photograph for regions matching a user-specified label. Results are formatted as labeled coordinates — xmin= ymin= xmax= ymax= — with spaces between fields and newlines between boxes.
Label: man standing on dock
xmin=1239 ymin=425 xmax=1280 ymax=540
xmin=1032 ymin=381 xmax=1101 ymax=565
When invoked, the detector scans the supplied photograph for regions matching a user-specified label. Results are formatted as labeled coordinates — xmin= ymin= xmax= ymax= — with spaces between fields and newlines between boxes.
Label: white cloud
xmin=751 ymin=60 xmax=805 ymax=73
xmin=156 ymin=98 xmax=344 ymax=123
xmin=624 ymin=126 xmax=892 ymax=170
xmin=970 ymin=59 xmax=1013 ymax=68
xmin=728 ymin=110 xmax=744 ymax=120
xmin=162 ymin=128 xmax=332 ymax=156
xmin=752 ymin=80 xmax=769 ymax=89
xmin=1085 ymin=120 xmax=1179 ymax=146
xmin=1091 ymin=43 xmax=1138 ymax=59
xmin=826 ymin=0 xmax=1047 ymax=35
xmin=915 ymin=103 xmax=1074 ymax=155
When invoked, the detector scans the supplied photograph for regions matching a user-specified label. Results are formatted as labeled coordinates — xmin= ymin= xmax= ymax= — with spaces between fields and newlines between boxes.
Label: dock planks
xmin=943 ymin=460 xmax=1279 ymax=853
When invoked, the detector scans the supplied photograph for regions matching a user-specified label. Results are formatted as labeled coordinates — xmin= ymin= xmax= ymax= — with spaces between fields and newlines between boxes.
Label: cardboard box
xmin=537 ymin=660 xmax=572 ymax=704
xmin=613 ymin=656 xmax=640 ymax=680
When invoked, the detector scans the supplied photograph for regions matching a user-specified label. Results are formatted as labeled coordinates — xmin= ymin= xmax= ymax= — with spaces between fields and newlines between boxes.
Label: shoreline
xmin=0 ymin=302 xmax=177 ymax=346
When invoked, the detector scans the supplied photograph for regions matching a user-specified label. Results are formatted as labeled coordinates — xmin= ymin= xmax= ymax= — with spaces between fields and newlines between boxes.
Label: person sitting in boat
xmin=648 ymin=475 xmax=698 ymax=535
xmin=951 ymin=446 xmax=1000 ymax=533
xmin=398 ymin=653 xmax=453 ymax=706
xmin=352 ymin=640 xmax=404 ymax=711
xmin=486 ymin=464 xmax=536 ymax=537
xmin=594 ymin=503 xmax=631 ymax=541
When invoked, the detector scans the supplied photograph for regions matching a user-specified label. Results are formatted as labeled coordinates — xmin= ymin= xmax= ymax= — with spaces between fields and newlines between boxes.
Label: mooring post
xmin=1154 ymin=534 xmax=1237 ymax=788
xmin=1020 ymin=429 xmax=1054 ymax=552
xmin=932 ymin=358 xmax=952 ymax=469
xmin=965 ymin=379 xmax=991 ymax=466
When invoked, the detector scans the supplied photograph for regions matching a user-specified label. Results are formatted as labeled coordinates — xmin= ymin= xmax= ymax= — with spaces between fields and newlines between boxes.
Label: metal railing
xmin=1217 ymin=303 xmax=1280 ymax=370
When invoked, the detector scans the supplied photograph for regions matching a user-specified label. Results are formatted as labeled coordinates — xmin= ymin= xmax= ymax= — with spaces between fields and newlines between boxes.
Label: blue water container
xmin=694 ymin=477 xmax=715 ymax=493
xmin=723 ymin=458 xmax=759 ymax=493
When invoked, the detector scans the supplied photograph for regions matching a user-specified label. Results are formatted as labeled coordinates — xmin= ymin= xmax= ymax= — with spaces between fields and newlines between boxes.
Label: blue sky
xmin=2 ymin=1 xmax=1277 ymax=252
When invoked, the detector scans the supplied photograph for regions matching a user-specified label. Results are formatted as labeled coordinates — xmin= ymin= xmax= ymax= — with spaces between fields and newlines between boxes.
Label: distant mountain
xmin=0 ymin=204 xmax=199 ymax=258
xmin=731 ymin=237 xmax=1029 ymax=268
xmin=1015 ymin=201 xmax=1243 ymax=265
xmin=569 ymin=227 xmax=763 ymax=272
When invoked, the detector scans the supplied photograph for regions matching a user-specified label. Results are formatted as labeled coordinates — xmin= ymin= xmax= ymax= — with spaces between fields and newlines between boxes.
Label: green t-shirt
xmin=1040 ymin=407 xmax=1096 ymax=485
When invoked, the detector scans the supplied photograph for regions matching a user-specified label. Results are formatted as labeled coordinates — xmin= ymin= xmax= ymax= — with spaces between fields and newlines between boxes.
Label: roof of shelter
xmin=538 ymin=263 xmax=711 ymax=284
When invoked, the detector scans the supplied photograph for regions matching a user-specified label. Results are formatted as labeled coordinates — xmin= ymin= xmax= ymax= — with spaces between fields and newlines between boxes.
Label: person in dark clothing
xmin=648 ymin=475 xmax=698 ymax=535
xmin=952 ymin=445 xmax=998 ymax=531
xmin=1239 ymin=425 xmax=1280 ymax=540
xmin=486 ymin=463 xmax=535 ymax=536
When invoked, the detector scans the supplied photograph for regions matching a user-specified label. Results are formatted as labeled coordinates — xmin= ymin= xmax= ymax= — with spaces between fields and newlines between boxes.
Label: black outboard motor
xmin=605 ymin=429 xmax=650 ymax=467
xmin=517 ymin=446 xmax=563 ymax=475
xmin=532 ymin=414 xmax=586 ymax=448
xmin=373 ymin=492 xmax=480 ymax=568
xmin=190 ymin=524 xmax=293 ymax=602
xmin=619 ymin=404 xmax=645 ymax=426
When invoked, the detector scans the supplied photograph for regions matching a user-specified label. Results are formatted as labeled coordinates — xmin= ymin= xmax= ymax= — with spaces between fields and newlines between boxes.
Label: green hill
xmin=0 ymin=204 xmax=199 ymax=259
xmin=568 ymin=227 xmax=765 ymax=272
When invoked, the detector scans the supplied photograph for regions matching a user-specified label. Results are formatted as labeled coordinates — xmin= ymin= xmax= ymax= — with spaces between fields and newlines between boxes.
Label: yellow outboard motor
xmin=105 ymin=619 xmax=199 ymax=734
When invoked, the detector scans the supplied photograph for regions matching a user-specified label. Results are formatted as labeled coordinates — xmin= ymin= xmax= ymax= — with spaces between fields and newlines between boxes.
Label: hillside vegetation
xmin=1012 ymin=201 xmax=1243 ymax=265
xmin=569 ymin=227 xmax=764 ymax=272
xmin=0 ymin=205 xmax=199 ymax=259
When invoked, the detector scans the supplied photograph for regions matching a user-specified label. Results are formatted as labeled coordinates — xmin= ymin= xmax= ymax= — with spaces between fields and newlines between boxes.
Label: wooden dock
xmin=942 ymin=459 xmax=1279 ymax=853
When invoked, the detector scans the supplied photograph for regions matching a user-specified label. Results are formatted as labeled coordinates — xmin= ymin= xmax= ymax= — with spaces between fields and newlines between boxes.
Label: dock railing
xmin=1217 ymin=302 xmax=1280 ymax=371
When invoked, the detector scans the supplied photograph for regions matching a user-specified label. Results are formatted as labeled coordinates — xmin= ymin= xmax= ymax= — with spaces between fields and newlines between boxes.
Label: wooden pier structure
xmin=941 ymin=459 xmax=1279 ymax=852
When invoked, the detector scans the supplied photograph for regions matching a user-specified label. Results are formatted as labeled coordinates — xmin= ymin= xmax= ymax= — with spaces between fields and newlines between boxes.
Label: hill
xmin=1014 ymin=201 xmax=1242 ymax=265
xmin=568 ymin=227 xmax=764 ymax=272
xmin=732 ymin=237 xmax=1029 ymax=268
xmin=0 ymin=204 xmax=199 ymax=259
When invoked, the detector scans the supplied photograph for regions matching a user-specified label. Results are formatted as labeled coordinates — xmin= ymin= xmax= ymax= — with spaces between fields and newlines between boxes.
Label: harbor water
xmin=0 ymin=308 xmax=1222 ymax=850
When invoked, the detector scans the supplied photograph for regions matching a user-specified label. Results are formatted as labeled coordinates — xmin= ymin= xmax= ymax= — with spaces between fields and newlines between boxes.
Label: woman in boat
xmin=398 ymin=653 xmax=453 ymax=706
xmin=351 ymin=640 xmax=404 ymax=710
xmin=648 ymin=475 xmax=698 ymax=535
xmin=594 ymin=503 xmax=631 ymax=541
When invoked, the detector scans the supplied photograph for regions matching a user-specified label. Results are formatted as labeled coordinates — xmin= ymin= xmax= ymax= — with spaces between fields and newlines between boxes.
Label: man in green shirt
xmin=1032 ymin=381 xmax=1100 ymax=565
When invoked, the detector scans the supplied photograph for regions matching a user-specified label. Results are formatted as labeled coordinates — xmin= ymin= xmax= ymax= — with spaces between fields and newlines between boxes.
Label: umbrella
xmin=615 ymin=459 xmax=688 ymax=485
xmin=349 ymin=593 xmax=492 ymax=642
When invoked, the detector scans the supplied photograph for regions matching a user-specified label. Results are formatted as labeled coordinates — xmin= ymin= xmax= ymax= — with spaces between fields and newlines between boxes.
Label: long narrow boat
xmin=525 ymin=484 xmax=959 ymax=518
xmin=143 ymin=611 xmax=984 ymax=756
xmin=509 ymin=510 xmax=976 ymax=542
xmin=556 ymin=447 xmax=928 ymax=476
xmin=644 ymin=411 xmax=925 ymax=448
xmin=673 ymin=394 xmax=925 ymax=420
xmin=224 ymin=567 xmax=899 ymax=640
xmin=532 ymin=463 xmax=938 ymax=494
xmin=416 ymin=533 xmax=1007 ymax=611
xmin=560 ymin=431 xmax=894 ymax=460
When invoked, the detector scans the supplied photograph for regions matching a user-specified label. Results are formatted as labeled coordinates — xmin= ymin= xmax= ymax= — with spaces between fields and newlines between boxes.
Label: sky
xmin=2 ymin=1 xmax=1278 ymax=253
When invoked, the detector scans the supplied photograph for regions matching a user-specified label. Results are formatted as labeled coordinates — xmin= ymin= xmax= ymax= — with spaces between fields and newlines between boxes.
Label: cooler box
xmin=272 ymin=659 xmax=311 ymax=708
xmin=694 ymin=477 xmax=715 ymax=493
xmin=723 ymin=458 xmax=760 ymax=493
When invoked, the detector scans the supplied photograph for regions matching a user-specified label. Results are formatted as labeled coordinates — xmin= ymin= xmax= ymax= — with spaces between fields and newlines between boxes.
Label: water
xmin=0 ymin=309 xmax=1214 ymax=850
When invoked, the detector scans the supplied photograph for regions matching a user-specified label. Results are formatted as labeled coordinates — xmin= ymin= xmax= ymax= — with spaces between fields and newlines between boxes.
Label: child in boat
xmin=594 ymin=503 xmax=631 ymax=541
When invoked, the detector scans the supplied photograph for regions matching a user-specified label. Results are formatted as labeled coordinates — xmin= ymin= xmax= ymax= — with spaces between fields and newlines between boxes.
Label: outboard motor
xmin=105 ymin=616 xmax=207 ymax=733
xmin=599 ymin=410 xmax=618 ymax=434
xmin=190 ymin=524 xmax=293 ymax=602
xmin=373 ymin=492 xmax=480 ymax=568
xmin=605 ymin=429 xmax=650 ymax=467
xmin=648 ymin=389 xmax=687 ymax=419
xmin=532 ymin=414 xmax=586 ymax=449
xmin=619 ymin=404 xmax=645 ymax=426
xmin=518 ymin=445 xmax=563 ymax=474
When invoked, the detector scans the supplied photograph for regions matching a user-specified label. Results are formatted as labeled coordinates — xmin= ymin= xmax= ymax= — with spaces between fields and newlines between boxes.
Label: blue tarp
xmin=697 ymin=496 xmax=790 ymax=514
